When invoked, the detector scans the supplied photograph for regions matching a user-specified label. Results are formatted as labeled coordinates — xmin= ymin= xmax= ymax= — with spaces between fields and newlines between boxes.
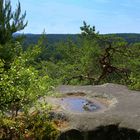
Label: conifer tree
xmin=0 ymin=0 xmax=27 ymax=44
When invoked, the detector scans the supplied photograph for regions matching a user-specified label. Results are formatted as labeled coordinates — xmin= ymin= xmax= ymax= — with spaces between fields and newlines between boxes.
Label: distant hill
xmin=23 ymin=34 xmax=78 ymax=46
xmin=108 ymin=33 xmax=140 ymax=44
xmin=20 ymin=33 xmax=140 ymax=47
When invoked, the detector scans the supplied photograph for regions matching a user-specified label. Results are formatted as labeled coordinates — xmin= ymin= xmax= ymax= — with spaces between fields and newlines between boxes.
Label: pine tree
xmin=0 ymin=0 xmax=27 ymax=44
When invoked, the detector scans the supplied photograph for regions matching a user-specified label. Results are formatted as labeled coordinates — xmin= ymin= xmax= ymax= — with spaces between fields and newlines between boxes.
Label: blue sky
xmin=11 ymin=0 xmax=140 ymax=34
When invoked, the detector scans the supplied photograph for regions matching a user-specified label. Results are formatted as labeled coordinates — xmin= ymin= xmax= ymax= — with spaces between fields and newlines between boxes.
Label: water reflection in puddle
xmin=61 ymin=97 xmax=100 ymax=112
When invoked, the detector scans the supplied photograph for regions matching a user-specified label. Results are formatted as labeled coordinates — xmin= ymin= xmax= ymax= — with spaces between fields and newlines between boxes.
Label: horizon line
xmin=15 ymin=32 xmax=140 ymax=35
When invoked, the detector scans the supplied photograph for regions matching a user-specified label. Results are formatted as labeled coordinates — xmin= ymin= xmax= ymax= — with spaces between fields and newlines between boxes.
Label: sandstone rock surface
xmin=49 ymin=83 xmax=140 ymax=139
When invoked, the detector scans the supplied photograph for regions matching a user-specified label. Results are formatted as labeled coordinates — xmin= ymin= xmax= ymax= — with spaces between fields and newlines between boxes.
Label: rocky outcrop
xmin=51 ymin=83 xmax=140 ymax=140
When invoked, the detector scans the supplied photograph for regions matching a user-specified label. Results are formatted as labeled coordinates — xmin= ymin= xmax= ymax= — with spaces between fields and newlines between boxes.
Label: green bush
xmin=0 ymin=42 xmax=59 ymax=140
xmin=0 ymin=42 xmax=52 ymax=115
xmin=0 ymin=112 xmax=59 ymax=140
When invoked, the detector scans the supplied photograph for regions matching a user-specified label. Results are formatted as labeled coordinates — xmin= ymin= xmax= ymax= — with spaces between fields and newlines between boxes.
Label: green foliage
xmin=0 ymin=112 xmax=59 ymax=140
xmin=80 ymin=21 xmax=99 ymax=39
xmin=45 ymin=22 xmax=132 ymax=86
xmin=1 ymin=1 xmax=140 ymax=137
xmin=129 ymin=73 xmax=140 ymax=90
xmin=0 ymin=0 xmax=27 ymax=44
xmin=0 ymin=0 xmax=27 ymax=70
xmin=0 ymin=38 xmax=58 ymax=140
xmin=0 ymin=42 xmax=52 ymax=115
xmin=127 ymin=43 xmax=140 ymax=90
xmin=0 ymin=1 xmax=59 ymax=140
xmin=0 ymin=42 xmax=22 ymax=70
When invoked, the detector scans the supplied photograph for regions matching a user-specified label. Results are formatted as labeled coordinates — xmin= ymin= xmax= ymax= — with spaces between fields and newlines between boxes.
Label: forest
xmin=0 ymin=0 xmax=140 ymax=139
xmin=20 ymin=33 xmax=140 ymax=47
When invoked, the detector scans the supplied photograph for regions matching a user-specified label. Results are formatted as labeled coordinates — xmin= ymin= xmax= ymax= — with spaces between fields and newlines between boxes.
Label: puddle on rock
xmin=60 ymin=97 xmax=101 ymax=113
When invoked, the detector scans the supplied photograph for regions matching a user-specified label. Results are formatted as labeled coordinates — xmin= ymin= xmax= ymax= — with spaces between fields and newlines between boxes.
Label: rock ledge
xmin=53 ymin=83 xmax=140 ymax=139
